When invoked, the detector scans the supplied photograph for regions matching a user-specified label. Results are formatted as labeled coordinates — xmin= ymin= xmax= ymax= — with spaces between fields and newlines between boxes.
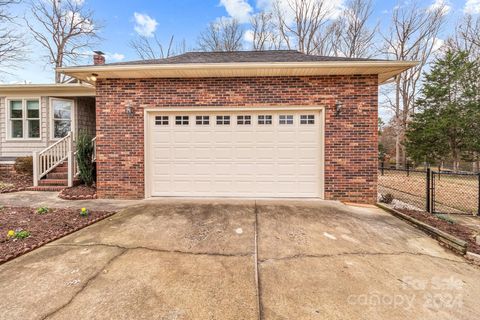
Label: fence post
xmin=406 ymin=162 xmax=410 ymax=177
xmin=426 ymin=168 xmax=431 ymax=213
xmin=381 ymin=161 xmax=385 ymax=176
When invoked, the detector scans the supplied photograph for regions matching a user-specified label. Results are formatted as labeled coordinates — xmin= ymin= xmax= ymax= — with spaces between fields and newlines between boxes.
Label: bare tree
xmin=130 ymin=35 xmax=178 ymax=60
xmin=446 ymin=14 xmax=480 ymax=59
xmin=198 ymin=18 xmax=243 ymax=51
xmin=329 ymin=0 xmax=377 ymax=58
xmin=0 ymin=0 xmax=24 ymax=70
xmin=250 ymin=12 xmax=281 ymax=50
xmin=381 ymin=2 xmax=447 ymax=167
xmin=272 ymin=0 xmax=333 ymax=54
xmin=25 ymin=0 xmax=101 ymax=83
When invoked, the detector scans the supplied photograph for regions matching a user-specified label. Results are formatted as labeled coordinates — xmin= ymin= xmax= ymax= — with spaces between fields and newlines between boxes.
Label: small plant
xmin=436 ymin=214 xmax=455 ymax=224
xmin=37 ymin=206 xmax=49 ymax=214
xmin=380 ymin=193 xmax=394 ymax=204
xmin=80 ymin=207 xmax=89 ymax=217
xmin=7 ymin=229 xmax=30 ymax=239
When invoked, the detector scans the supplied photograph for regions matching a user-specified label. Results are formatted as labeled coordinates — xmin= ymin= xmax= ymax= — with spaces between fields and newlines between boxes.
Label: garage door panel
xmin=148 ymin=110 xmax=322 ymax=198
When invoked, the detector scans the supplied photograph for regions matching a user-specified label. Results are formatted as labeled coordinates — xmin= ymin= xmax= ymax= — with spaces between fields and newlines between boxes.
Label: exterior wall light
xmin=125 ymin=104 xmax=134 ymax=117
xmin=335 ymin=100 xmax=343 ymax=116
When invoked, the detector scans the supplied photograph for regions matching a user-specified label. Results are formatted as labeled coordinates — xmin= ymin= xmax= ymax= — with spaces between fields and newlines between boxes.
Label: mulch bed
xmin=0 ymin=172 xmax=32 ymax=193
xmin=397 ymin=209 xmax=480 ymax=255
xmin=59 ymin=185 xmax=97 ymax=200
xmin=0 ymin=206 xmax=115 ymax=264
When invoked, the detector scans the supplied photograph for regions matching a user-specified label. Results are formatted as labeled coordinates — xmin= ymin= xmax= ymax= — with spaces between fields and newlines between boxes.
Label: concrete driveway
xmin=1 ymin=200 xmax=479 ymax=320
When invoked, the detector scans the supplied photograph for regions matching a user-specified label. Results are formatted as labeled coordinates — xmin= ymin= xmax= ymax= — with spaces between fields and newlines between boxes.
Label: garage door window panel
xmin=258 ymin=115 xmax=272 ymax=125
xmin=300 ymin=115 xmax=315 ymax=124
xmin=175 ymin=116 xmax=189 ymax=125
xmin=237 ymin=115 xmax=251 ymax=125
xmin=155 ymin=116 xmax=169 ymax=125
xmin=196 ymin=115 xmax=210 ymax=125
xmin=216 ymin=115 xmax=230 ymax=125
xmin=279 ymin=115 xmax=294 ymax=125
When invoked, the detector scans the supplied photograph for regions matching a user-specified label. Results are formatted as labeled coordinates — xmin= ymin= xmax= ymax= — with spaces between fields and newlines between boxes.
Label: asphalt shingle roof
xmin=104 ymin=50 xmax=383 ymax=66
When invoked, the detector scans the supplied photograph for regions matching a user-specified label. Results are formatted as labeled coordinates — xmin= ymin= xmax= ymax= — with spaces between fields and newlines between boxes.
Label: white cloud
xmin=431 ymin=38 xmax=445 ymax=52
xmin=464 ymin=0 xmax=480 ymax=14
xmin=244 ymin=29 xmax=254 ymax=43
xmin=133 ymin=12 xmax=158 ymax=37
xmin=220 ymin=0 xmax=253 ymax=23
xmin=108 ymin=53 xmax=125 ymax=62
xmin=428 ymin=0 xmax=451 ymax=16
xmin=72 ymin=0 xmax=85 ymax=5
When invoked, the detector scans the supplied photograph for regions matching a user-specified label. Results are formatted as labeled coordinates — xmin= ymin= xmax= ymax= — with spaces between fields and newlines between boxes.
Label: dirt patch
xmin=59 ymin=185 xmax=97 ymax=200
xmin=398 ymin=209 xmax=480 ymax=254
xmin=0 ymin=173 xmax=32 ymax=193
xmin=0 ymin=206 xmax=115 ymax=264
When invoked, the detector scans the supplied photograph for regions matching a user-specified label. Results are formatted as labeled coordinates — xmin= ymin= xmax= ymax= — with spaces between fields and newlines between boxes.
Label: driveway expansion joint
xmin=47 ymin=242 xmax=254 ymax=258
xmin=258 ymin=251 xmax=471 ymax=265
xmin=40 ymin=249 xmax=128 ymax=320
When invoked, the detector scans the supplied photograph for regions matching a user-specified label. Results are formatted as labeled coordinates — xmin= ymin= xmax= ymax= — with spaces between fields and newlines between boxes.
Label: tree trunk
xmin=395 ymin=78 xmax=401 ymax=169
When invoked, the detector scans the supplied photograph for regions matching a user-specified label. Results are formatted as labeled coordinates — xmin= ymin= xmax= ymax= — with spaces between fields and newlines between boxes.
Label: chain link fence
xmin=378 ymin=166 xmax=480 ymax=215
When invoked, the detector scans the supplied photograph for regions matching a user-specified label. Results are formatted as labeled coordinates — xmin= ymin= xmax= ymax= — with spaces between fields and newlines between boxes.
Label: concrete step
xmin=28 ymin=186 xmax=65 ymax=192
xmin=39 ymin=179 xmax=68 ymax=186
xmin=47 ymin=172 xmax=68 ymax=179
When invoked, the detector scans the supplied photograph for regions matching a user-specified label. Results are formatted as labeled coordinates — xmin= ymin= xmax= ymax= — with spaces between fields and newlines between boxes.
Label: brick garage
xmin=95 ymin=75 xmax=377 ymax=202
xmin=59 ymin=50 xmax=415 ymax=203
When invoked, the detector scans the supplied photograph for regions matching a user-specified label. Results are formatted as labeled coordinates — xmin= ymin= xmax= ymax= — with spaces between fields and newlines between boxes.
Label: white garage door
xmin=147 ymin=110 xmax=323 ymax=198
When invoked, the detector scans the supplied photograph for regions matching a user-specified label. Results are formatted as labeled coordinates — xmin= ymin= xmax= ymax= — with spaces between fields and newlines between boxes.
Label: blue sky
xmin=3 ymin=0 xmax=480 ymax=83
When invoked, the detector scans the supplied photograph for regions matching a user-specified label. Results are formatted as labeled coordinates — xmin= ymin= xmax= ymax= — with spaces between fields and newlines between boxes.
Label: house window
xmin=8 ymin=99 xmax=41 ymax=139
xmin=216 ymin=115 xmax=230 ymax=125
xmin=196 ymin=115 xmax=210 ymax=125
xmin=258 ymin=115 xmax=272 ymax=125
xmin=155 ymin=116 xmax=169 ymax=125
xmin=279 ymin=115 xmax=294 ymax=125
xmin=52 ymin=99 xmax=73 ymax=138
xmin=175 ymin=115 xmax=189 ymax=125
xmin=237 ymin=115 xmax=251 ymax=125
xmin=300 ymin=115 xmax=315 ymax=124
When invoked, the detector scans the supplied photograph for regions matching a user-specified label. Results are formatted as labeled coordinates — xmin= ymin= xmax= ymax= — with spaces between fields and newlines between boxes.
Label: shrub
xmin=14 ymin=157 xmax=33 ymax=175
xmin=37 ymin=206 xmax=49 ymax=214
xmin=380 ymin=193 xmax=394 ymax=204
xmin=76 ymin=131 xmax=95 ymax=187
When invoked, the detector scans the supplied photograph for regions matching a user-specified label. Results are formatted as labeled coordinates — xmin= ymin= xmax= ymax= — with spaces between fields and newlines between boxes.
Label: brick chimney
xmin=93 ymin=51 xmax=105 ymax=65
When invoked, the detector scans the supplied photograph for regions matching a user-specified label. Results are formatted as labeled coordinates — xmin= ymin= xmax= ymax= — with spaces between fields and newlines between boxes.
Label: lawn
xmin=378 ymin=170 xmax=479 ymax=215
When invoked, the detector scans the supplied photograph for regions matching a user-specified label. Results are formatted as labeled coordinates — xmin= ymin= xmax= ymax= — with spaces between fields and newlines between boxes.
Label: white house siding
xmin=0 ymin=96 xmax=96 ymax=159
xmin=0 ymin=96 xmax=49 ymax=158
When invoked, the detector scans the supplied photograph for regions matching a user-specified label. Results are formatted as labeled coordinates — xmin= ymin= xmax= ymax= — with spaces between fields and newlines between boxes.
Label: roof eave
xmin=57 ymin=61 xmax=419 ymax=85
xmin=0 ymin=83 xmax=95 ymax=96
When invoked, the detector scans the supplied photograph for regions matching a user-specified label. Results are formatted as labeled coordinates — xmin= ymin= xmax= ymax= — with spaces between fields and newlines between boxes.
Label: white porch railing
xmin=33 ymin=132 xmax=96 ymax=188
xmin=33 ymin=132 xmax=75 ymax=187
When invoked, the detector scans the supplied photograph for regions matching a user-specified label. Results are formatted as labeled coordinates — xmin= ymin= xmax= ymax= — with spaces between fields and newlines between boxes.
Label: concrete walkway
xmin=0 ymin=191 xmax=143 ymax=211
xmin=1 ymin=199 xmax=480 ymax=319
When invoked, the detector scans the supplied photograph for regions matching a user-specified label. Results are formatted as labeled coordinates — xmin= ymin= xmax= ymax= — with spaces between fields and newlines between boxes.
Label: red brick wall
xmin=96 ymin=75 xmax=378 ymax=203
